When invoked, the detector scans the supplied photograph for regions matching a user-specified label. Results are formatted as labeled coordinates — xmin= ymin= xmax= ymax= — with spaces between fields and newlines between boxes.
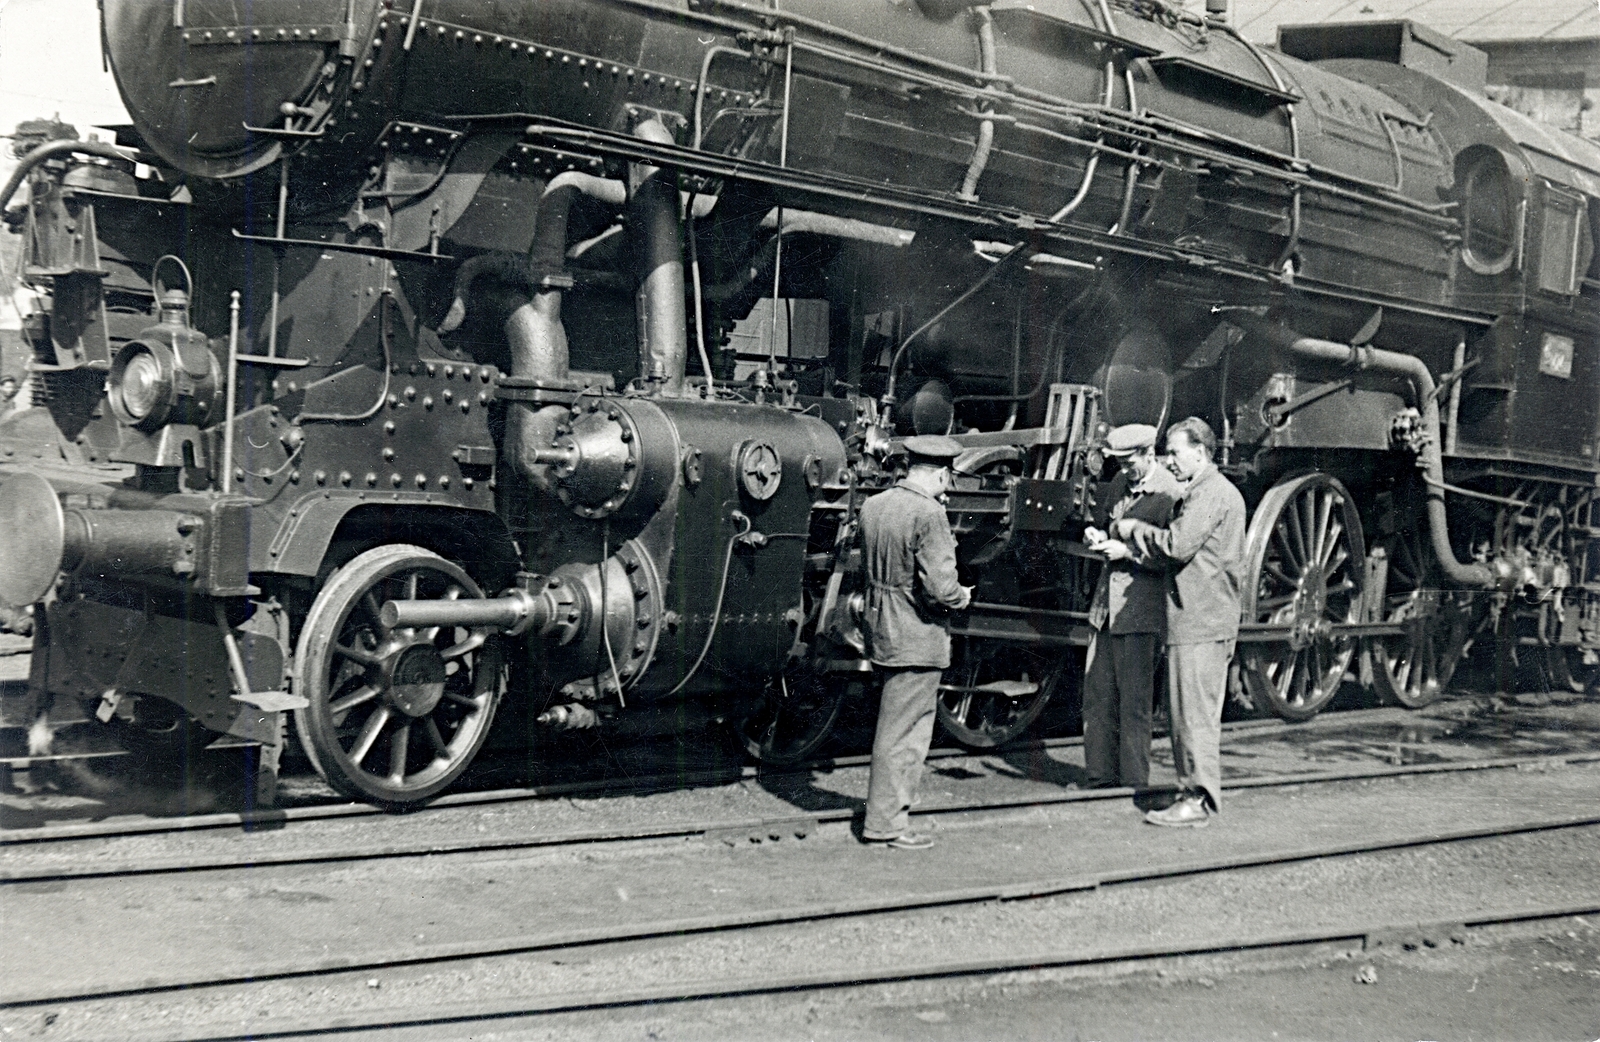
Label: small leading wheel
xmin=740 ymin=668 xmax=848 ymax=765
xmin=1368 ymin=526 xmax=1471 ymax=709
xmin=937 ymin=638 xmax=1064 ymax=748
xmin=1239 ymin=473 xmax=1364 ymax=722
xmin=293 ymin=545 xmax=503 ymax=807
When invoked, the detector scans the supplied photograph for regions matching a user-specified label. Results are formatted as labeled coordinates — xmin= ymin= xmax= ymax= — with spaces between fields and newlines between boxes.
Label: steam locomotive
xmin=1 ymin=0 xmax=1595 ymax=807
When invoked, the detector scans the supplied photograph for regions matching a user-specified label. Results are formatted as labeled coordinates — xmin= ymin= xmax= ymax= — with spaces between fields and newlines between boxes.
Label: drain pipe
xmin=629 ymin=117 xmax=689 ymax=396
xmin=1234 ymin=317 xmax=1495 ymax=588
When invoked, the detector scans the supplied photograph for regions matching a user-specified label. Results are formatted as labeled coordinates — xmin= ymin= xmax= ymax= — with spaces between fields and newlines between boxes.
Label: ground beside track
xmin=2 ymin=762 xmax=1597 ymax=1039
xmin=9 ymin=816 xmax=1599 ymax=1040
xmin=484 ymin=912 xmax=1600 ymax=1042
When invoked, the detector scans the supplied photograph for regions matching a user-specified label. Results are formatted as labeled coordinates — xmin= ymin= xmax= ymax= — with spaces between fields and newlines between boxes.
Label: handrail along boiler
xmin=0 ymin=0 xmax=1595 ymax=805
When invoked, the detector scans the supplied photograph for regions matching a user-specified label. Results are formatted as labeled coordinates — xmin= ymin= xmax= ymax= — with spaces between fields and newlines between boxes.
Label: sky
xmin=0 ymin=0 xmax=129 ymax=138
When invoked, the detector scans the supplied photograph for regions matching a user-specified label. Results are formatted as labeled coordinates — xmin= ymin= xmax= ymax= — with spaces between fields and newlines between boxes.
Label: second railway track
xmin=2 ymin=756 xmax=1597 ymax=1006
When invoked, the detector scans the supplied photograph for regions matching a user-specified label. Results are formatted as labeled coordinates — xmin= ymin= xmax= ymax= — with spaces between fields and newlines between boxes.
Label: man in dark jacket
xmin=1083 ymin=423 xmax=1181 ymax=790
xmin=1106 ymin=417 xmax=1246 ymax=827
xmin=859 ymin=434 xmax=972 ymax=850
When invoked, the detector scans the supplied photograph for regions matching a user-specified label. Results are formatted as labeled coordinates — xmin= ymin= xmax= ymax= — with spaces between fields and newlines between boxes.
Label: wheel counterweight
xmin=293 ymin=545 xmax=503 ymax=807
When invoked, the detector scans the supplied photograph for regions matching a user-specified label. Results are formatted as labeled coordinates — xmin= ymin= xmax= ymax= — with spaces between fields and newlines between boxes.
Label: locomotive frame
xmin=0 ymin=0 xmax=1595 ymax=807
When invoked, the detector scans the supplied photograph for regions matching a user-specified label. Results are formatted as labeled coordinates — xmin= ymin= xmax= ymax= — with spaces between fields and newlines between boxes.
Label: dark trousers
xmin=1168 ymin=639 xmax=1234 ymax=812
xmin=863 ymin=666 xmax=941 ymax=840
xmin=1083 ymin=630 xmax=1157 ymax=788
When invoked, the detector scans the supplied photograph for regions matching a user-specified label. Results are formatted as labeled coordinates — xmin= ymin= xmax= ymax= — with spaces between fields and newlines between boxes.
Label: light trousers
xmin=1168 ymin=639 xmax=1234 ymax=812
xmin=863 ymin=666 xmax=941 ymax=840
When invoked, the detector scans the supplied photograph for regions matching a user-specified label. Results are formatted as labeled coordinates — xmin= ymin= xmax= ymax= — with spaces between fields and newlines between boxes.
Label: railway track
xmin=3 ymin=754 xmax=1596 ymax=1006
xmin=1 ymin=747 xmax=1596 ymax=883
xmin=5 ymin=778 xmax=1597 ymax=1040
xmin=167 ymin=901 xmax=1600 ymax=1042
xmin=0 ymin=700 xmax=1499 ymax=845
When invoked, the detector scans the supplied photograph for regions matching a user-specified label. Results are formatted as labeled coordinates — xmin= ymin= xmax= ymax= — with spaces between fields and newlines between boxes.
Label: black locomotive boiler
xmin=0 ymin=0 xmax=1595 ymax=807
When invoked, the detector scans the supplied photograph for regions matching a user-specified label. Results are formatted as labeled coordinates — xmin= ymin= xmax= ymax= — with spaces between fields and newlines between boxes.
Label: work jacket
xmin=859 ymin=481 xmax=971 ymax=669
xmin=1089 ymin=463 xmax=1182 ymax=634
xmin=1124 ymin=463 xmax=1247 ymax=645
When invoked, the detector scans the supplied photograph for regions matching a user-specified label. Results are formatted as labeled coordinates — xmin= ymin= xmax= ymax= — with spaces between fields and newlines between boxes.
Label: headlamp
xmin=108 ymin=337 xmax=221 ymax=432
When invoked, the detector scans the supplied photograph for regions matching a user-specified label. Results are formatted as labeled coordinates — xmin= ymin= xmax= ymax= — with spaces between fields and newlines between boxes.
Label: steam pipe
xmin=518 ymin=172 xmax=628 ymax=384
xmin=0 ymin=138 xmax=135 ymax=212
xmin=957 ymin=6 xmax=997 ymax=201
xmin=437 ymin=171 xmax=625 ymax=490
xmin=758 ymin=209 xmax=915 ymax=247
xmin=629 ymin=118 xmax=689 ymax=396
xmin=696 ymin=212 xmax=914 ymax=304
xmin=1234 ymin=317 xmax=1495 ymax=588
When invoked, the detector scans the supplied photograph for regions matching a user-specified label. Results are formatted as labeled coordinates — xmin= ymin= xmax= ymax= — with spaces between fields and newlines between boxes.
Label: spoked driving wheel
xmin=1368 ymin=524 xmax=1471 ymax=708
xmin=1239 ymin=473 xmax=1364 ymax=721
xmin=740 ymin=668 xmax=849 ymax=765
xmin=937 ymin=638 xmax=1064 ymax=747
xmin=294 ymin=545 xmax=503 ymax=807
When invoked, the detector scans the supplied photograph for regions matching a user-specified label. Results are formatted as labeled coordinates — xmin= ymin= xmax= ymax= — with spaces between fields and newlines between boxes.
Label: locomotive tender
xmin=0 ymin=0 xmax=1595 ymax=806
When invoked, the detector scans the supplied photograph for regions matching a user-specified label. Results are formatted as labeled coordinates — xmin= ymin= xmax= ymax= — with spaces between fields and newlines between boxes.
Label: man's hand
xmin=958 ymin=585 xmax=975 ymax=610
xmin=1083 ymin=526 xmax=1107 ymax=546
xmin=1097 ymin=539 xmax=1133 ymax=562
xmin=1110 ymin=518 xmax=1141 ymax=540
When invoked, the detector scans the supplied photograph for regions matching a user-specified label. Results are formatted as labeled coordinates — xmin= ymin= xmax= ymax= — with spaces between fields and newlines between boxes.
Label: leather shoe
xmin=1145 ymin=795 xmax=1210 ymax=828
xmin=865 ymin=830 xmax=935 ymax=850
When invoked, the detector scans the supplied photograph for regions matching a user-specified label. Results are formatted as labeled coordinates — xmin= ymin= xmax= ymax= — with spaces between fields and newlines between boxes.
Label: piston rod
xmin=380 ymin=588 xmax=554 ymax=636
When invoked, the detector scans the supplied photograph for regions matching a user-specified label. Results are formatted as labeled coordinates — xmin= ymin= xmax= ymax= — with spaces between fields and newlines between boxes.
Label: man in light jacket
xmin=1103 ymin=417 xmax=1246 ymax=827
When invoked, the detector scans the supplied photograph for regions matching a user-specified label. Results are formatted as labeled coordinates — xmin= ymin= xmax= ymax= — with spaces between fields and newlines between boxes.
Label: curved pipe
xmin=439 ymin=171 xmax=626 ymax=490
xmin=883 ymin=243 xmax=1029 ymax=418
xmin=1234 ymin=317 xmax=1495 ymax=588
xmin=957 ymin=6 xmax=997 ymax=201
xmin=0 ymin=138 xmax=135 ymax=212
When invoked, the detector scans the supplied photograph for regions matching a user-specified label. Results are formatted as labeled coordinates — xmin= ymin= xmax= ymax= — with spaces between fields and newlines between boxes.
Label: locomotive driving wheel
xmin=937 ymin=638 xmax=1064 ymax=748
xmin=739 ymin=668 xmax=850 ymax=765
xmin=1368 ymin=524 xmax=1471 ymax=709
xmin=1239 ymin=473 xmax=1364 ymax=721
xmin=293 ymin=545 xmax=503 ymax=807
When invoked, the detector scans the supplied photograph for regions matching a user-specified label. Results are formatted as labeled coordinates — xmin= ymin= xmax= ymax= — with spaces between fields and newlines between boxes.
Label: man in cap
xmin=859 ymin=434 xmax=973 ymax=850
xmin=1104 ymin=417 xmax=1246 ymax=827
xmin=1082 ymin=423 xmax=1181 ymax=791
xmin=0 ymin=377 xmax=17 ymax=421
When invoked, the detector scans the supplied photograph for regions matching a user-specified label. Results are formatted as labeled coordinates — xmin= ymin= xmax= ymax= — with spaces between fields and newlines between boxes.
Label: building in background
xmin=1234 ymin=0 xmax=1598 ymax=140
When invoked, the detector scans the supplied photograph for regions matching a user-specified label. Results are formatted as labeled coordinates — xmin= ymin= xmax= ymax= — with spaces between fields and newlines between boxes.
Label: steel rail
xmin=5 ymin=749 xmax=1598 ymax=885
xmin=5 ymin=805 xmax=1597 ymax=1010
xmin=0 ymin=706 xmax=1456 ymax=847
xmin=171 ymin=900 xmax=1600 ymax=1042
